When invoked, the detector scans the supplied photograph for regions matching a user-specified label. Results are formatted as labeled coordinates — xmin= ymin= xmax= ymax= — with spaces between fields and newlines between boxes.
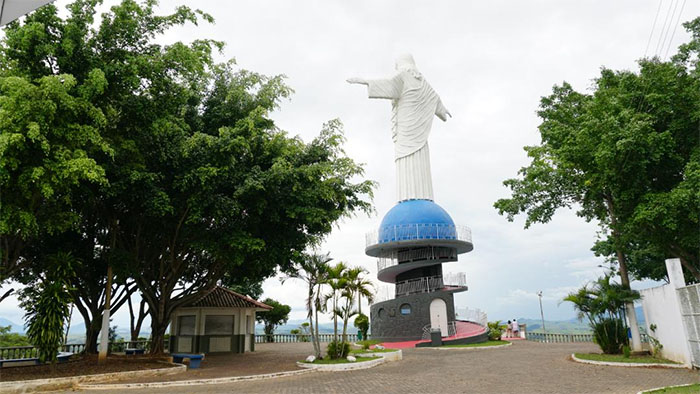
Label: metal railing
xmin=421 ymin=321 xmax=457 ymax=340
xmin=395 ymin=273 xmax=466 ymax=297
xmin=527 ymin=332 xmax=650 ymax=343
xmin=366 ymin=224 xmax=472 ymax=248
xmin=377 ymin=246 xmax=457 ymax=272
xmin=456 ymin=307 xmax=488 ymax=327
xmin=254 ymin=333 xmax=359 ymax=343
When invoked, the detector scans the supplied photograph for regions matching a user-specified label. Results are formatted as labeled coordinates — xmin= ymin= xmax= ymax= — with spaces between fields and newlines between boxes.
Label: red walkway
xmin=380 ymin=321 xmax=487 ymax=349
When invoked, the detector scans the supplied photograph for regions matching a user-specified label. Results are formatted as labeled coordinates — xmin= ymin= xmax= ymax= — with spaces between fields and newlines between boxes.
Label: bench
xmin=125 ymin=348 xmax=145 ymax=356
xmin=171 ymin=353 xmax=204 ymax=369
xmin=0 ymin=357 xmax=39 ymax=368
xmin=0 ymin=352 xmax=73 ymax=368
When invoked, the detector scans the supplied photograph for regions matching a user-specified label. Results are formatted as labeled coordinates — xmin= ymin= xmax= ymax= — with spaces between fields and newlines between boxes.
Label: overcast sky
xmin=1 ymin=0 xmax=698 ymax=332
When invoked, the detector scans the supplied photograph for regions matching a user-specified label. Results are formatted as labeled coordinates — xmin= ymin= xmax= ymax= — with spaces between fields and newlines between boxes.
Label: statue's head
xmin=395 ymin=53 xmax=416 ymax=71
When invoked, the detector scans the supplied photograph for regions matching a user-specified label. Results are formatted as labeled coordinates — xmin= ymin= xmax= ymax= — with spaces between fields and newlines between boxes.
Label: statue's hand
xmin=347 ymin=77 xmax=368 ymax=85
xmin=437 ymin=108 xmax=452 ymax=122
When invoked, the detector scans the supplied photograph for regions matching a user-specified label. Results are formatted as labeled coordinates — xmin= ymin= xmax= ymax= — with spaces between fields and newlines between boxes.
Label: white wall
xmin=640 ymin=258 xmax=692 ymax=366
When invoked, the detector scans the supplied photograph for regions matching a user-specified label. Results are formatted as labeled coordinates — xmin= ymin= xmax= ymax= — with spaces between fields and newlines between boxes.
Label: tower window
xmin=400 ymin=304 xmax=411 ymax=315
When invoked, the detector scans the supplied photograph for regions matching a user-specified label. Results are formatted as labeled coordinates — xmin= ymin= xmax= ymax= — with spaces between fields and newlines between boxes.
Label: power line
xmin=653 ymin=0 xmax=676 ymax=56
xmin=663 ymin=0 xmax=687 ymax=59
xmin=644 ymin=0 xmax=664 ymax=58
xmin=658 ymin=0 xmax=681 ymax=58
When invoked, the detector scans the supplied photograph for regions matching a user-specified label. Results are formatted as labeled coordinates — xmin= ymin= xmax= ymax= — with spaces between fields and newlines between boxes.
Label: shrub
xmin=354 ymin=314 xmax=369 ymax=341
xmin=593 ymin=318 xmax=627 ymax=354
xmin=326 ymin=340 xmax=350 ymax=359
xmin=487 ymin=321 xmax=506 ymax=341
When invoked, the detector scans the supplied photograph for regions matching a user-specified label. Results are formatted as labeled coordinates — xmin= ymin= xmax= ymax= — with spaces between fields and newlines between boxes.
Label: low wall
xmin=640 ymin=259 xmax=693 ymax=366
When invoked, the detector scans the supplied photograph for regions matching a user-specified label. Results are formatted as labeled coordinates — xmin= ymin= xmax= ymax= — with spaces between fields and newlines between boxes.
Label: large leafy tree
xmin=1 ymin=0 xmax=373 ymax=355
xmin=494 ymin=19 xmax=699 ymax=349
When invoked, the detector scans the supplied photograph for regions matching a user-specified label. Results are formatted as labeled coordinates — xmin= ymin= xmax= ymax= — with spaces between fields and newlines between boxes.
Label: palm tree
xmin=324 ymin=262 xmax=348 ymax=346
xmin=346 ymin=267 xmax=374 ymax=316
xmin=564 ymin=272 xmax=640 ymax=354
xmin=283 ymin=252 xmax=331 ymax=358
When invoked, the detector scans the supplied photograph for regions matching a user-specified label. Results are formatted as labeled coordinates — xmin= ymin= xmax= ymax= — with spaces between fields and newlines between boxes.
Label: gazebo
xmin=169 ymin=286 xmax=271 ymax=354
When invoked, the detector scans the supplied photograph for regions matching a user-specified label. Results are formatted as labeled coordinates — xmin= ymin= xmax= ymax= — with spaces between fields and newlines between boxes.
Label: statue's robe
xmin=366 ymin=71 xmax=447 ymax=201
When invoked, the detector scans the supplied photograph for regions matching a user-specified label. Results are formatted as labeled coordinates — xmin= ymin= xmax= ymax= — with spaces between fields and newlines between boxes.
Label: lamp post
xmin=537 ymin=291 xmax=545 ymax=333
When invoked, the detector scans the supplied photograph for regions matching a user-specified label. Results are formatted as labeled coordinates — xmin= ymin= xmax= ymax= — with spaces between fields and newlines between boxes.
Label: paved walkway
xmin=82 ymin=341 xmax=700 ymax=394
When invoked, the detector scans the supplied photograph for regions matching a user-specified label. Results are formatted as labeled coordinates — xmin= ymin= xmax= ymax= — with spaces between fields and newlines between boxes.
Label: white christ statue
xmin=348 ymin=54 xmax=451 ymax=202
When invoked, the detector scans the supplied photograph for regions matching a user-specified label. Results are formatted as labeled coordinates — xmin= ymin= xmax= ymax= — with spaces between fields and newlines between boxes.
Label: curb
xmin=296 ymin=356 xmax=385 ymax=371
xmin=435 ymin=342 xmax=512 ymax=350
xmin=0 ymin=362 xmax=184 ymax=394
xmin=78 ymin=368 xmax=314 ymax=390
xmin=355 ymin=349 xmax=402 ymax=361
xmin=570 ymin=353 xmax=688 ymax=369
xmin=637 ymin=383 xmax=700 ymax=394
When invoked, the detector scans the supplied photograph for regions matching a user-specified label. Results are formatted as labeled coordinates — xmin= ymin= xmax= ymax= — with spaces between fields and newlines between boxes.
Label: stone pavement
xmin=81 ymin=341 xmax=700 ymax=394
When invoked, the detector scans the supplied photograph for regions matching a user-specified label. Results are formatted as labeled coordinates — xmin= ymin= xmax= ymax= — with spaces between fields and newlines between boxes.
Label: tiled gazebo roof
xmin=182 ymin=286 xmax=272 ymax=310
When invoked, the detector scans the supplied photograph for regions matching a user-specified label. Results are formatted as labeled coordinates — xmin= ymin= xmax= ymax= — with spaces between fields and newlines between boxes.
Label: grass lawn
xmin=350 ymin=348 xmax=397 ymax=354
xmin=441 ymin=340 xmax=511 ymax=348
xmin=647 ymin=384 xmax=700 ymax=393
xmin=574 ymin=353 xmax=680 ymax=364
xmin=303 ymin=356 xmax=378 ymax=364
xmin=356 ymin=339 xmax=380 ymax=347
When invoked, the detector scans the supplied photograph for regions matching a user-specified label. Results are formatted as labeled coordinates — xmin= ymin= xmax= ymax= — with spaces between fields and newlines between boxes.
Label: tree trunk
xmin=607 ymin=197 xmax=642 ymax=352
xmin=149 ymin=318 xmax=169 ymax=355
xmin=84 ymin=318 xmax=101 ymax=354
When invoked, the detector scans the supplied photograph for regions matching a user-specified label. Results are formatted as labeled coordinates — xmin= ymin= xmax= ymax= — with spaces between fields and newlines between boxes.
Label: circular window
xmin=400 ymin=303 xmax=411 ymax=315
xmin=377 ymin=308 xmax=386 ymax=319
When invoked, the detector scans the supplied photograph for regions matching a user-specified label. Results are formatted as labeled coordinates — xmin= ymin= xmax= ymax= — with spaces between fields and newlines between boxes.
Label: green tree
xmin=346 ymin=266 xmax=374 ymax=316
xmin=353 ymin=313 xmax=369 ymax=341
xmin=0 ymin=1 xmax=374 ymax=355
xmin=284 ymin=252 xmax=331 ymax=359
xmin=20 ymin=252 xmax=75 ymax=365
xmin=564 ymin=273 xmax=640 ymax=354
xmin=256 ymin=298 xmax=291 ymax=342
xmin=324 ymin=261 xmax=347 ymax=357
xmin=0 ymin=325 xmax=30 ymax=347
xmin=494 ymin=19 xmax=699 ymax=350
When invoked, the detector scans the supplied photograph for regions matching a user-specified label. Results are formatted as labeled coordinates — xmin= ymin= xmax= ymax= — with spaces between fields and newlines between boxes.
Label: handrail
xmin=0 ymin=340 xmax=151 ymax=360
xmin=254 ymin=333 xmax=359 ymax=343
xmin=527 ymin=332 xmax=650 ymax=343
xmin=366 ymin=224 xmax=472 ymax=248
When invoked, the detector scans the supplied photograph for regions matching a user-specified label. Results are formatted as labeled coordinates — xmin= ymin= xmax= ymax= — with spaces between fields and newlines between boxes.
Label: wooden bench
xmin=125 ymin=348 xmax=145 ymax=356
xmin=171 ymin=353 xmax=204 ymax=369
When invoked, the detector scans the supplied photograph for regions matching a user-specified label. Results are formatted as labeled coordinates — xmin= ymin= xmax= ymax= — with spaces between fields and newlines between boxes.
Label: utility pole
xmin=537 ymin=291 xmax=545 ymax=333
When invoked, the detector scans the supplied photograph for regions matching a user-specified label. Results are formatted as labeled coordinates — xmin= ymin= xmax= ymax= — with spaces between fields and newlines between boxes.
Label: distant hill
xmin=516 ymin=306 xmax=647 ymax=334
xmin=0 ymin=317 xmax=24 ymax=334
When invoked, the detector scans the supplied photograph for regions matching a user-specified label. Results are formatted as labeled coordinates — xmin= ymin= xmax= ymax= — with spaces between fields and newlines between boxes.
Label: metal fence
xmin=527 ymin=332 xmax=650 ymax=343
xmin=254 ymin=333 xmax=359 ymax=344
xmin=366 ymin=224 xmax=472 ymax=248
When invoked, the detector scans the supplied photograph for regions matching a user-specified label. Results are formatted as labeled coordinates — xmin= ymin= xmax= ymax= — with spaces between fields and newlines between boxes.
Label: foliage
xmin=0 ymin=0 xmax=374 ymax=355
xmin=284 ymin=252 xmax=331 ymax=359
xmin=487 ymin=321 xmax=506 ymax=341
xmin=256 ymin=298 xmax=291 ymax=341
xmin=0 ymin=325 xmax=30 ymax=347
xmin=563 ymin=273 xmax=640 ymax=354
xmin=304 ymin=355 xmax=376 ymax=364
xmin=354 ymin=313 xmax=369 ymax=341
xmin=592 ymin=318 xmax=627 ymax=354
xmin=326 ymin=340 xmax=350 ymax=359
xmin=494 ymin=19 xmax=700 ymax=283
xmin=19 ymin=252 xmax=75 ymax=363
xmin=223 ymin=276 xmax=264 ymax=300
xmin=648 ymin=323 xmax=664 ymax=357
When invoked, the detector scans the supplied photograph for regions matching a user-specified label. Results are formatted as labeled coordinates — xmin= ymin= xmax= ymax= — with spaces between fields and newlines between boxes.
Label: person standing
xmin=506 ymin=320 xmax=512 ymax=338
xmin=512 ymin=319 xmax=520 ymax=338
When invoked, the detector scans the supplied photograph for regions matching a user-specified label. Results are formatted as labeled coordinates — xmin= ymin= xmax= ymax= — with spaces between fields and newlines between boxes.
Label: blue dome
xmin=377 ymin=200 xmax=456 ymax=243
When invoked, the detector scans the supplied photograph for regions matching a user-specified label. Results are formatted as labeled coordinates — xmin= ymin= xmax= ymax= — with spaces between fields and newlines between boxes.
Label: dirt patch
xmin=0 ymin=354 xmax=174 ymax=382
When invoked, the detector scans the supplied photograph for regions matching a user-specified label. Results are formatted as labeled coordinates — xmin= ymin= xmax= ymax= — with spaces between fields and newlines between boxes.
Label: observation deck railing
xmin=366 ymin=224 xmax=472 ymax=249
xmin=377 ymin=246 xmax=457 ymax=272
xmin=374 ymin=273 xmax=467 ymax=302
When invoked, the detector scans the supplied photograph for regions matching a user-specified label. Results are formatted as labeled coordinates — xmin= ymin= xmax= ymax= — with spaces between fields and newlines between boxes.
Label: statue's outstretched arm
xmin=347 ymin=77 xmax=369 ymax=85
